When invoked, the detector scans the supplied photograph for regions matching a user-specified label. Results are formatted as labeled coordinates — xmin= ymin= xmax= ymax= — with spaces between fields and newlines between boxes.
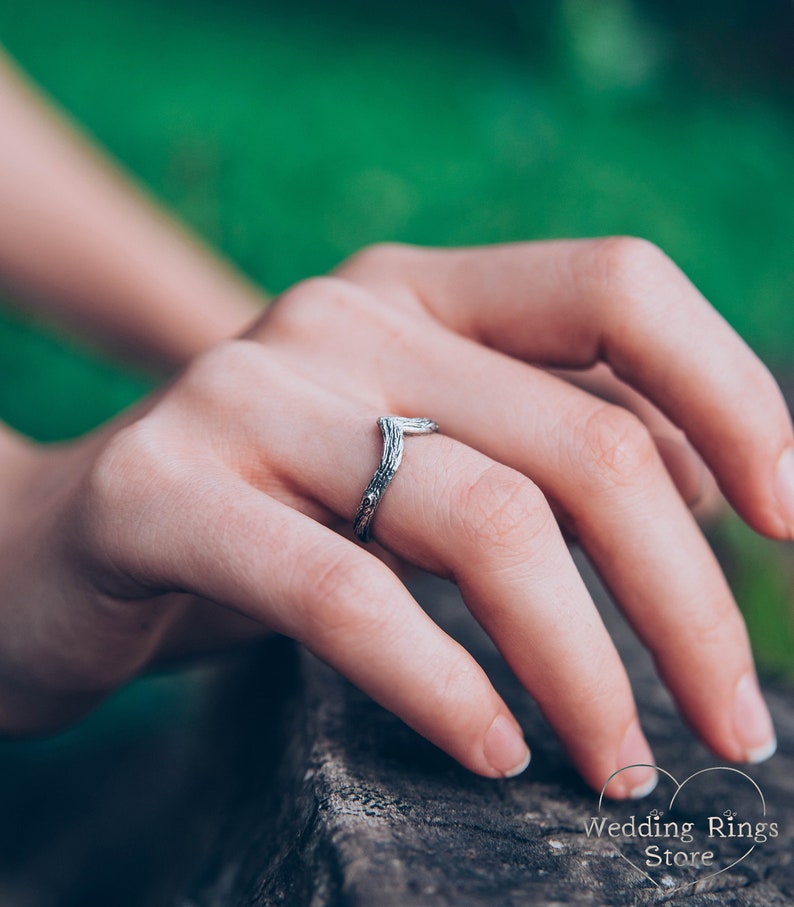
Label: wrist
xmin=0 ymin=430 xmax=117 ymax=732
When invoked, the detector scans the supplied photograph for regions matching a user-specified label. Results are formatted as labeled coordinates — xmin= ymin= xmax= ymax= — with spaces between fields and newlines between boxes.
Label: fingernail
xmin=615 ymin=720 xmax=658 ymax=799
xmin=733 ymin=672 xmax=777 ymax=764
xmin=484 ymin=715 xmax=531 ymax=778
xmin=774 ymin=447 xmax=794 ymax=538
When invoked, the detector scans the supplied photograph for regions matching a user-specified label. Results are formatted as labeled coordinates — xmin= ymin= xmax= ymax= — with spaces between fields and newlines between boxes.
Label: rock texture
xmin=1 ymin=558 xmax=792 ymax=907
xmin=145 ymin=556 xmax=792 ymax=907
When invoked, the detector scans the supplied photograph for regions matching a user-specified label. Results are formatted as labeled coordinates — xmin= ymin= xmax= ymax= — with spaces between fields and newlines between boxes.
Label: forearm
xmin=0 ymin=50 xmax=262 ymax=372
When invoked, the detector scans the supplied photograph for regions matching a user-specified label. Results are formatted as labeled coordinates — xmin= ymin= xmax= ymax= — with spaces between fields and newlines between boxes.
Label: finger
xmin=150 ymin=338 xmax=657 ymax=795
xmin=116 ymin=444 xmax=531 ymax=780
xmin=340 ymin=240 xmax=794 ymax=539
xmin=552 ymin=363 xmax=725 ymax=521
xmin=381 ymin=327 xmax=776 ymax=766
xmin=233 ymin=380 xmax=659 ymax=798
xmin=344 ymin=435 xmax=656 ymax=798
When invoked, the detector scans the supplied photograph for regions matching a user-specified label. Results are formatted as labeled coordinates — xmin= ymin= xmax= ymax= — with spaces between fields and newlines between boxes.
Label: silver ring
xmin=354 ymin=416 xmax=439 ymax=542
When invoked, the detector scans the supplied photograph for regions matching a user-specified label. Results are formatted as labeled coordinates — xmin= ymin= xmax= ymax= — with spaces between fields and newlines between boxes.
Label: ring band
xmin=354 ymin=416 xmax=439 ymax=542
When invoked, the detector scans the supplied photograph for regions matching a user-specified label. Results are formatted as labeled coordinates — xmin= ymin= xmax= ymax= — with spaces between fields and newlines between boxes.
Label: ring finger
xmin=223 ymin=356 xmax=658 ymax=798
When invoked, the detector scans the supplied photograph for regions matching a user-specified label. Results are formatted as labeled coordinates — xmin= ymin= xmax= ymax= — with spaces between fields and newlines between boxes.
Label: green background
xmin=1 ymin=0 xmax=793 ymax=439
xmin=0 ymin=0 xmax=791 ymax=724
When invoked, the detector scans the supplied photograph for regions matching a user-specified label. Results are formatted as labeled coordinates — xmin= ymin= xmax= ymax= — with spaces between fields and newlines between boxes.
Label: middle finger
xmin=243 ymin=357 xmax=657 ymax=797
xmin=385 ymin=326 xmax=776 ymax=766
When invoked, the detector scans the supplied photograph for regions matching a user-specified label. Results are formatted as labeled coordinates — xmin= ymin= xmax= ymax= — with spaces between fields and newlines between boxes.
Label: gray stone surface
xmin=1 ymin=554 xmax=792 ymax=907
xmin=145 ymin=556 xmax=793 ymax=907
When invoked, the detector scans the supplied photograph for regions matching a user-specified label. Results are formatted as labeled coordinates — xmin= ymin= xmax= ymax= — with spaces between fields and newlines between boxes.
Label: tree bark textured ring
xmin=353 ymin=416 xmax=439 ymax=543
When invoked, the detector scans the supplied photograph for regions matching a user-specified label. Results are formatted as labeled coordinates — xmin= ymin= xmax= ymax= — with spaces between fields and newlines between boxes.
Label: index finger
xmin=340 ymin=239 xmax=794 ymax=540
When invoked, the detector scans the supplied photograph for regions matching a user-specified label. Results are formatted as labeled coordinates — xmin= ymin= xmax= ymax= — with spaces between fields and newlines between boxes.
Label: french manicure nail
xmin=733 ymin=672 xmax=777 ymax=764
xmin=484 ymin=715 xmax=531 ymax=778
xmin=774 ymin=447 xmax=794 ymax=538
xmin=616 ymin=720 xmax=658 ymax=799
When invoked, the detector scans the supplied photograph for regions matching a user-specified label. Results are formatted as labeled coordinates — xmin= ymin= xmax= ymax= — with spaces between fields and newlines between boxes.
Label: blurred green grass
xmin=716 ymin=515 xmax=794 ymax=679
xmin=0 ymin=0 xmax=792 ymax=674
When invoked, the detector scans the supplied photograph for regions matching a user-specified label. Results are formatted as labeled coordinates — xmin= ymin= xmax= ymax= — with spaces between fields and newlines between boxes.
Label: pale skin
xmin=0 ymin=50 xmax=790 ymax=800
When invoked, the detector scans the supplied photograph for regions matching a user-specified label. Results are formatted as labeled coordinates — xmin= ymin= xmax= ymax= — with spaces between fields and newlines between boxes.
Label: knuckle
xmin=685 ymin=608 xmax=747 ymax=654
xmin=338 ymin=242 xmax=442 ymax=317
xmin=580 ymin=236 xmax=669 ymax=314
xmin=282 ymin=275 xmax=361 ymax=308
xmin=425 ymin=654 xmax=489 ymax=726
xmin=296 ymin=548 xmax=386 ymax=642
xmin=259 ymin=271 xmax=426 ymax=403
xmin=179 ymin=339 xmax=258 ymax=405
xmin=177 ymin=339 xmax=288 ymax=418
xmin=575 ymin=403 xmax=659 ymax=489
xmin=591 ymin=235 xmax=666 ymax=288
xmin=81 ymin=422 xmax=187 ymax=572
xmin=87 ymin=422 xmax=165 ymax=509
xmin=265 ymin=276 xmax=372 ymax=343
xmin=337 ymin=241 xmax=416 ymax=278
xmin=455 ymin=464 xmax=555 ymax=554
xmin=569 ymin=659 xmax=620 ymax=714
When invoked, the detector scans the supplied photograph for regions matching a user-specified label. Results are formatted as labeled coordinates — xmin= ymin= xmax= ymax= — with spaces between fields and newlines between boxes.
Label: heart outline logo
xmin=597 ymin=764 xmax=767 ymax=894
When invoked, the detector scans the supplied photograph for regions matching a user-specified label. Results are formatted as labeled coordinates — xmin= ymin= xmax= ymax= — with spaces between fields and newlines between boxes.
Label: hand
xmin=3 ymin=238 xmax=790 ymax=799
